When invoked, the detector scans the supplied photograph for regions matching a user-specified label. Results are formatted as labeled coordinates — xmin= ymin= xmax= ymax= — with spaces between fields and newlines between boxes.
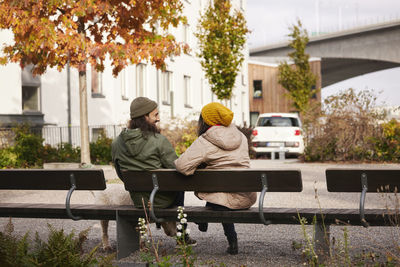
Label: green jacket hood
xmin=120 ymin=128 xmax=147 ymax=157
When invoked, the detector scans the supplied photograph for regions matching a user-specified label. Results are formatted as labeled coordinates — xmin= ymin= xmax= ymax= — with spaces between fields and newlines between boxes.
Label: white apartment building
xmin=0 ymin=0 xmax=249 ymax=145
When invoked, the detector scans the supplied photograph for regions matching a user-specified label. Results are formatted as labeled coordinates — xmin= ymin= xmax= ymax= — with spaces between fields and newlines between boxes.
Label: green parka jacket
xmin=111 ymin=128 xmax=178 ymax=208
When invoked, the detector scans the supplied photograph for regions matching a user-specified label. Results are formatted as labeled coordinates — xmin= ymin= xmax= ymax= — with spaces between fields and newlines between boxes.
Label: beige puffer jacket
xmin=174 ymin=124 xmax=257 ymax=209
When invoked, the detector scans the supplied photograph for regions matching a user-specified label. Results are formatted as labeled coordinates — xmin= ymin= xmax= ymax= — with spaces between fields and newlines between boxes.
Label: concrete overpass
xmin=250 ymin=21 xmax=400 ymax=87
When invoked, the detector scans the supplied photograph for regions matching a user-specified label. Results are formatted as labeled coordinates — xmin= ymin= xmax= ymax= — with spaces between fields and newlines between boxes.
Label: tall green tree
xmin=0 ymin=0 xmax=187 ymax=165
xmin=195 ymin=0 xmax=249 ymax=100
xmin=278 ymin=20 xmax=318 ymax=116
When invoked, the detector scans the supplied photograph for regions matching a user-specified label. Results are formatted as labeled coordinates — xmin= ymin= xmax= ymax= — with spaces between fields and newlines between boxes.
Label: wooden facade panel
xmin=248 ymin=61 xmax=321 ymax=116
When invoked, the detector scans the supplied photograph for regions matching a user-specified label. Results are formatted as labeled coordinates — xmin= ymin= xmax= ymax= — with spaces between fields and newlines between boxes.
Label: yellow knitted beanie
xmin=201 ymin=102 xmax=234 ymax=126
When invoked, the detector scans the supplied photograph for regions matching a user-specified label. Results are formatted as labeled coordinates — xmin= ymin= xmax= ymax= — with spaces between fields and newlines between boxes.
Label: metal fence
xmin=0 ymin=124 xmax=125 ymax=148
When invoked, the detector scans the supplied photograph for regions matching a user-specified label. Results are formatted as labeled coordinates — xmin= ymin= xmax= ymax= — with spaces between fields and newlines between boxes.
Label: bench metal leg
xmin=314 ymin=223 xmax=330 ymax=258
xmin=116 ymin=211 xmax=140 ymax=260
xmin=271 ymin=152 xmax=275 ymax=160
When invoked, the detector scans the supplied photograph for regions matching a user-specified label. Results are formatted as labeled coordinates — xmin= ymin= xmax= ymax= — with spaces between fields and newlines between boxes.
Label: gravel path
xmin=1 ymin=160 xmax=400 ymax=266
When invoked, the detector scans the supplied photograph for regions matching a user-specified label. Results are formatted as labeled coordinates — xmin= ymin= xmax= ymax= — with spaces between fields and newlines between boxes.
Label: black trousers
xmin=206 ymin=202 xmax=237 ymax=241
xmin=169 ymin=191 xmax=185 ymax=207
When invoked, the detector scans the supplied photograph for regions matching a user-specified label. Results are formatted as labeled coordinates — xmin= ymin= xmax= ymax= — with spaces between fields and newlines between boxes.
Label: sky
xmin=246 ymin=0 xmax=400 ymax=107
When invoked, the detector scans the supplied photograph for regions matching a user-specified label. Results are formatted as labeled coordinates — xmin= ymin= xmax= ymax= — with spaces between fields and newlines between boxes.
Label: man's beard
xmin=152 ymin=121 xmax=160 ymax=131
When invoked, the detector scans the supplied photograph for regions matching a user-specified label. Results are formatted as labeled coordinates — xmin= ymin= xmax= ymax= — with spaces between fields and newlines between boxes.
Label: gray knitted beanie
xmin=130 ymin=97 xmax=158 ymax=119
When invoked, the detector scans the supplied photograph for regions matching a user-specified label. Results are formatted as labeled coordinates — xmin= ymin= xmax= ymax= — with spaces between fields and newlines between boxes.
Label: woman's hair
xmin=128 ymin=114 xmax=160 ymax=137
xmin=197 ymin=114 xmax=211 ymax=137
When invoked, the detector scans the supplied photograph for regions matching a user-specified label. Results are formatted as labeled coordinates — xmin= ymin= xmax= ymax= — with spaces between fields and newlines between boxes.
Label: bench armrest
xmin=259 ymin=173 xmax=272 ymax=225
xmin=360 ymin=173 xmax=369 ymax=227
xmin=66 ymin=173 xmax=82 ymax=221
xmin=149 ymin=173 xmax=165 ymax=223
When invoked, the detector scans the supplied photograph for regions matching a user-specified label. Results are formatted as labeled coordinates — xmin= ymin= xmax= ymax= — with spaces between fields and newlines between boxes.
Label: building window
xmin=250 ymin=112 xmax=259 ymax=127
xmin=136 ymin=63 xmax=146 ymax=97
xmin=21 ymin=65 xmax=41 ymax=112
xmin=91 ymin=127 xmax=105 ymax=142
xmin=184 ymin=75 xmax=192 ymax=108
xmin=22 ymin=86 xmax=40 ymax=112
xmin=120 ymin=69 xmax=129 ymax=100
xmin=91 ymin=66 xmax=104 ymax=97
xmin=183 ymin=24 xmax=190 ymax=45
xmin=311 ymin=85 xmax=317 ymax=99
xmin=240 ymin=0 xmax=245 ymax=10
xmin=253 ymin=80 xmax=262 ymax=98
xmin=241 ymin=73 xmax=246 ymax=86
xmin=161 ymin=71 xmax=172 ymax=105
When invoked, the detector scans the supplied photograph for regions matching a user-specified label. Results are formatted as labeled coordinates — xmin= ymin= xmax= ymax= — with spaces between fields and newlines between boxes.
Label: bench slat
xmin=0 ymin=169 xmax=106 ymax=190
xmin=121 ymin=169 xmax=302 ymax=192
xmin=326 ymin=169 xmax=400 ymax=192
xmin=0 ymin=203 xmax=394 ymax=226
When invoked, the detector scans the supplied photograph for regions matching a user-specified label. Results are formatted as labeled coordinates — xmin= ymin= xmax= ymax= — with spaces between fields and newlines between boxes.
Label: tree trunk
xmin=79 ymin=69 xmax=91 ymax=165
xmin=78 ymin=19 xmax=91 ymax=166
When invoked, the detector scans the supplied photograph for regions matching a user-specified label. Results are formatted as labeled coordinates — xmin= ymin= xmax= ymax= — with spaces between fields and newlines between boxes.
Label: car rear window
xmin=257 ymin=117 xmax=299 ymax=127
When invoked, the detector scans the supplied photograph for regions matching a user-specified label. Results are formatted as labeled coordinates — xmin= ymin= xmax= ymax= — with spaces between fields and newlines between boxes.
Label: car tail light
xmin=252 ymin=129 xmax=258 ymax=136
xmin=294 ymin=129 xmax=301 ymax=136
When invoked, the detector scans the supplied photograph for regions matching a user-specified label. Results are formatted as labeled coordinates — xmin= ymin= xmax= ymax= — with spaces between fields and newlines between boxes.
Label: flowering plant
xmin=175 ymin=206 xmax=196 ymax=266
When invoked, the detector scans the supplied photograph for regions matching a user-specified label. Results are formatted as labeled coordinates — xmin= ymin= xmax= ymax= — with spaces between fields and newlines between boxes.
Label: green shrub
xmin=12 ymin=125 xmax=44 ymax=167
xmin=303 ymin=88 xmax=386 ymax=162
xmin=42 ymin=143 xmax=81 ymax=163
xmin=0 ymin=148 xmax=18 ymax=168
xmin=303 ymin=137 xmax=337 ymax=162
xmin=0 ymin=221 xmax=114 ymax=267
xmin=161 ymin=119 xmax=198 ymax=156
xmin=372 ymin=119 xmax=400 ymax=162
xmin=90 ymin=131 xmax=112 ymax=165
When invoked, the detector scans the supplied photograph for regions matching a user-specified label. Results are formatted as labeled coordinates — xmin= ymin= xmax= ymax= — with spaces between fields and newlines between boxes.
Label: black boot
xmin=197 ymin=222 xmax=208 ymax=232
xmin=226 ymin=237 xmax=238 ymax=255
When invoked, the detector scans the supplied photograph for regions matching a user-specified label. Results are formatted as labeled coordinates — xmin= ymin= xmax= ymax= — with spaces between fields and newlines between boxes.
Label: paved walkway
xmin=1 ymin=160 xmax=400 ymax=266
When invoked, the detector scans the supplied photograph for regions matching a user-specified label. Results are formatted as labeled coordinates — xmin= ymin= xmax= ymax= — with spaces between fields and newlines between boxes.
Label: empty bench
xmin=0 ymin=169 xmax=108 ymax=220
xmin=310 ymin=169 xmax=400 ymax=254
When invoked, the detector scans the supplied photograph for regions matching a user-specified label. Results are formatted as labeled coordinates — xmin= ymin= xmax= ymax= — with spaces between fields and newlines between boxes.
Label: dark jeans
xmin=167 ymin=191 xmax=187 ymax=231
xmin=169 ymin=191 xmax=185 ymax=208
xmin=206 ymin=202 xmax=237 ymax=241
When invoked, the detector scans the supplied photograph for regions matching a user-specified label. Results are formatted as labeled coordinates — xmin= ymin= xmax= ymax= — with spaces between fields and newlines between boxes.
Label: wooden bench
xmin=0 ymin=168 xmax=307 ymax=259
xmin=115 ymin=167 xmax=310 ymax=258
xmin=314 ymin=169 xmax=400 ymax=254
xmin=0 ymin=169 xmax=107 ymax=220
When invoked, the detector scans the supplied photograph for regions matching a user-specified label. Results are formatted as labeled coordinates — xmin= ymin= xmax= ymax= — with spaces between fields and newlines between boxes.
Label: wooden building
xmin=248 ymin=57 xmax=321 ymax=126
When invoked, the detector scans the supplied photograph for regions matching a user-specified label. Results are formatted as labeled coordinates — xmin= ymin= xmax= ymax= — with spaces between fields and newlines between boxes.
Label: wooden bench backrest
xmin=0 ymin=169 xmax=106 ymax=190
xmin=120 ymin=169 xmax=302 ymax=192
xmin=326 ymin=169 xmax=400 ymax=193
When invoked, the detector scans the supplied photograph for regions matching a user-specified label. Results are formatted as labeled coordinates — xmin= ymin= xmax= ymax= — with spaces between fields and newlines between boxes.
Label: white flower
xmin=183 ymin=214 xmax=187 ymax=218
xmin=185 ymin=229 xmax=191 ymax=235
xmin=176 ymin=232 xmax=182 ymax=237
xmin=180 ymin=218 xmax=187 ymax=224
xmin=177 ymin=224 xmax=182 ymax=230
xmin=142 ymin=233 xmax=147 ymax=238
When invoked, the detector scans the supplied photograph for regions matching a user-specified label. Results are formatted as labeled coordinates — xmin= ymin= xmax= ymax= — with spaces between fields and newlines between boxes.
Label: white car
xmin=251 ymin=113 xmax=305 ymax=157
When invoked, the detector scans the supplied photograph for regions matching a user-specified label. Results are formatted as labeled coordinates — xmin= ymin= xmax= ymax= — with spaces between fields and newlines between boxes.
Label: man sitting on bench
xmin=112 ymin=96 xmax=196 ymax=245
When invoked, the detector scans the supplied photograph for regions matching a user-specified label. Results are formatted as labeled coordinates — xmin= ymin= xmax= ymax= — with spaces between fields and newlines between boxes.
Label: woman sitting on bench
xmin=175 ymin=102 xmax=256 ymax=255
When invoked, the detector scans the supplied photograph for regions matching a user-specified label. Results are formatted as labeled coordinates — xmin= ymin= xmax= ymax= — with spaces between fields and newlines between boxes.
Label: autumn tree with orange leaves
xmin=0 ymin=0 xmax=188 ymax=165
